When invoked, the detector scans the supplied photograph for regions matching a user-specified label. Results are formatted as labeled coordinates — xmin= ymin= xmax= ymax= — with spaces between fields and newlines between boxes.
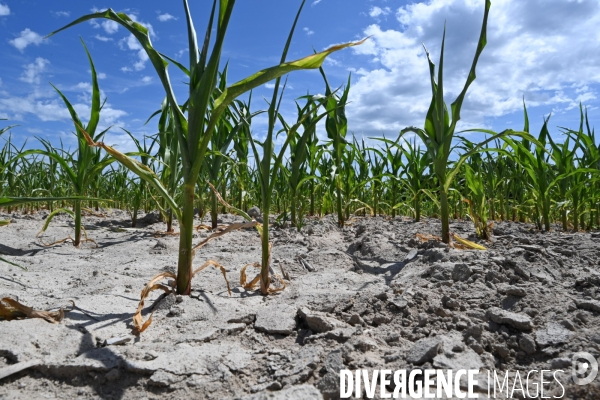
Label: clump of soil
xmin=0 ymin=210 xmax=599 ymax=399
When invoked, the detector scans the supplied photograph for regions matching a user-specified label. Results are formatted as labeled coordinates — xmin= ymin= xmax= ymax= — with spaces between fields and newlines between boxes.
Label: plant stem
xmin=260 ymin=209 xmax=270 ymax=294
xmin=74 ymin=200 xmax=81 ymax=246
xmin=440 ymin=189 xmax=450 ymax=243
xmin=176 ymin=183 xmax=195 ymax=295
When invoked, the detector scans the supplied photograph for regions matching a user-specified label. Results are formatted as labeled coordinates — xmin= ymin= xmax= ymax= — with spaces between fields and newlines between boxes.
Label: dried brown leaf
xmin=132 ymin=272 xmax=176 ymax=334
xmin=0 ymin=297 xmax=73 ymax=323
xmin=192 ymin=221 xmax=258 ymax=251
xmin=191 ymin=260 xmax=232 ymax=296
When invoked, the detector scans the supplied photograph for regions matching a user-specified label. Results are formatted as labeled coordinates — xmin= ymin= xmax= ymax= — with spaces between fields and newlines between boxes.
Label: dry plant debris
xmin=0 ymin=297 xmax=74 ymax=323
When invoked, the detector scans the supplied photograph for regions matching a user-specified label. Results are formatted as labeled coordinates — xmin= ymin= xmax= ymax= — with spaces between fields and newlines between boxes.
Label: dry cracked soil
xmin=0 ymin=209 xmax=600 ymax=399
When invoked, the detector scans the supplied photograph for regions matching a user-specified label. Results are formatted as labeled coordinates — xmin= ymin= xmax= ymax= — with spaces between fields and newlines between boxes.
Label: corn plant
xmin=399 ymin=137 xmax=432 ymax=222
xmin=279 ymin=96 xmax=320 ymax=228
xmin=48 ymin=0 xmax=363 ymax=296
xmin=319 ymin=70 xmax=351 ymax=227
xmin=560 ymin=106 xmax=600 ymax=230
xmin=462 ymin=164 xmax=491 ymax=239
xmin=249 ymin=67 xmax=335 ymax=293
xmin=13 ymin=40 xmax=114 ymax=246
xmin=123 ymin=129 xmax=156 ymax=227
xmin=373 ymin=136 xmax=403 ymax=218
xmin=400 ymin=0 xmax=523 ymax=242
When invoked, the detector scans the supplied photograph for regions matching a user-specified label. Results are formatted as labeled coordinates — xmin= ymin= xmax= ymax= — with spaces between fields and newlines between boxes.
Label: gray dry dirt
xmin=0 ymin=209 xmax=599 ymax=399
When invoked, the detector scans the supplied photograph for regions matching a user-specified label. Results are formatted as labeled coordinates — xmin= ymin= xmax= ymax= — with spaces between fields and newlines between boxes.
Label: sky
xmin=0 ymin=0 xmax=599 ymax=153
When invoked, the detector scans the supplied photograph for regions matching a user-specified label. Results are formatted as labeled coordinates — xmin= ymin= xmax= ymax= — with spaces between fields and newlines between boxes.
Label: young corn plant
xmin=123 ymin=129 xmax=156 ymax=227
xmin=248 ymin=74 xmax=335 ymax=293
xmin=279 ymin=96 xmax=320 ymax=229
xmin=319 ymin=70 xmax=351 ymax=227
xmin=561 ymin=106 xmax=600 ymax=230
xmin=48 ymin=0 xmax=363 ymax=304
xmin=372 ymin=136 xmax=404 ymax=218
xmin=462 ymin=164 xmax=492 ymax=239
xmin=14 ymin=40 xmax=113 ymax=246
xmin=503 ymin=112 xmax=559 ymax=231
xmin=400 ymin=1 xmax=527 ymax=242
xmin=399 ymin=137 xmax=432 ymax=222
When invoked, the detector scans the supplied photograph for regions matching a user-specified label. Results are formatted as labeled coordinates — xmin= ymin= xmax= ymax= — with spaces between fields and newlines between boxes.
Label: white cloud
xmin=115 ymin=15 xmax=156 ymax=71
xmin=369 ymin=6 xmax=391 ymax=18
xmin=303 ymin=27 xmax=314 ymax=36
xmin=75 ymin=82 xmax=91 ymax=91
xmin=264 ymin=82 xmax=292 ymax=90
xmin=141 ymin=76 xmax=152 ymax=84
xmin=94 ymin=34 xmax=113 ymax=42
xmin=0 ymin=3 xmax=9 ymax=16
xmin=98 ymin=72 xmax=107 ymax=79
xmin=120 ymin=34 xmax=149 ymax=71
xmin=0 ymin=91 xmax=127 ymax=125
xmin=52 ymin=11 xmax=70 ymax=17
xmin=324 ymin=57 xmax=340 ymax=66
xmin=19 ymin=58 xmax=49 ymax=85
xmin=312 ymin=0 xmax=322 ymax=6
xmin=9 ymin=29 xmax=44 ymax=52
xmin=101 ymin=20 xmax=119 ymax=34
xmin=157 ymin=13 xmax=176 ymax=22
xmin=347 ymin=0 xmax=600 ymax=137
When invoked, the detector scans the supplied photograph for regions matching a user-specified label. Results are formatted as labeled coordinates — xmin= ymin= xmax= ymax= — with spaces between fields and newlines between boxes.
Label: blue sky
xmin=1 ymin=0 xmax=599 ymax=153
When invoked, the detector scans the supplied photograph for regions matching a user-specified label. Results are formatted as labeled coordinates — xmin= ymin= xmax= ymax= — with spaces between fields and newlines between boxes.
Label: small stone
xmin=348 ymin=314 xmax=365 ymax=327
xmin=494 ymin=344 xmax=511 ymax=359
xmin=560 ymin=319 xmax=575 ymax=331
xmin=406 ymin=336 xmax=442 ymax=365
xmin=255 ymin=304 xmax=296 ymax=335
xmin=496 ymin=283 xmax=527 ymax=297
xmin=372 ymin=315 xmax=392 ymax=326
xmin=576 ymin=311 xmax=589 ymax=323
xmin=390 ymin=296 xmax=408 ymax=310
xmin=244 ymin=384 xmax=323 ymax=400
xmin=148 ymin=370 xmax=184 ymax=387
xmin=248 ymin=206 xmax=263 ymax=222
xmin=550 ymin=357 xmax=572 ymax=369
xmin=298 ymin=307 xmax=346 ymax=333
xmin=227 ymin=313 xmax=256 ymax=325
xmin=442 ymin=295 xmax=459 ymax=309
xmin=405 ymin=249 xmax=418 ymax=261
xmin=522 ymin=307 xmax=539 ymax=317
xmin=105 ymin=369 xmax=121 ymax=382
xmin=535 ymin=322 xmax=573 ymax=348
xmin=266 ymin=381 xmax=282 ymax=391
xmin=222 ymin=323 xmax=246 ymax=335
xmin=576 ymin=300 xmax=600 ymax=313
xmin=452 ymin=263 xmax=472 ymax=282
xmin=519 ymin=334 xmax=536 ymax=355
xmin=354 ymin=336 xmax=378 ymax=353
xmin=486 ymin=307 xmax=533 ymax=331
xmin=435 ymin=307 xmax=451 ymax=318
xmin=456 ymin=320 xmax=469 ymax=330
xmin=144 ymin=351 xmax=159 ymax=360
xmin=103 ymin=336 xmax=132 ymax=346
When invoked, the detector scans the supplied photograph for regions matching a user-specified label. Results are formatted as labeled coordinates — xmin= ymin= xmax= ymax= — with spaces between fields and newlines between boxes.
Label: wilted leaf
xmin=0 ymin=297 xmax=74 ymax=323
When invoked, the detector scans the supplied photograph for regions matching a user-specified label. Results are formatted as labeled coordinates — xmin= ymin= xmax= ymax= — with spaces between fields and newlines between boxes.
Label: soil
xmin=0 ymin=209 xmax=599 ymax=399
